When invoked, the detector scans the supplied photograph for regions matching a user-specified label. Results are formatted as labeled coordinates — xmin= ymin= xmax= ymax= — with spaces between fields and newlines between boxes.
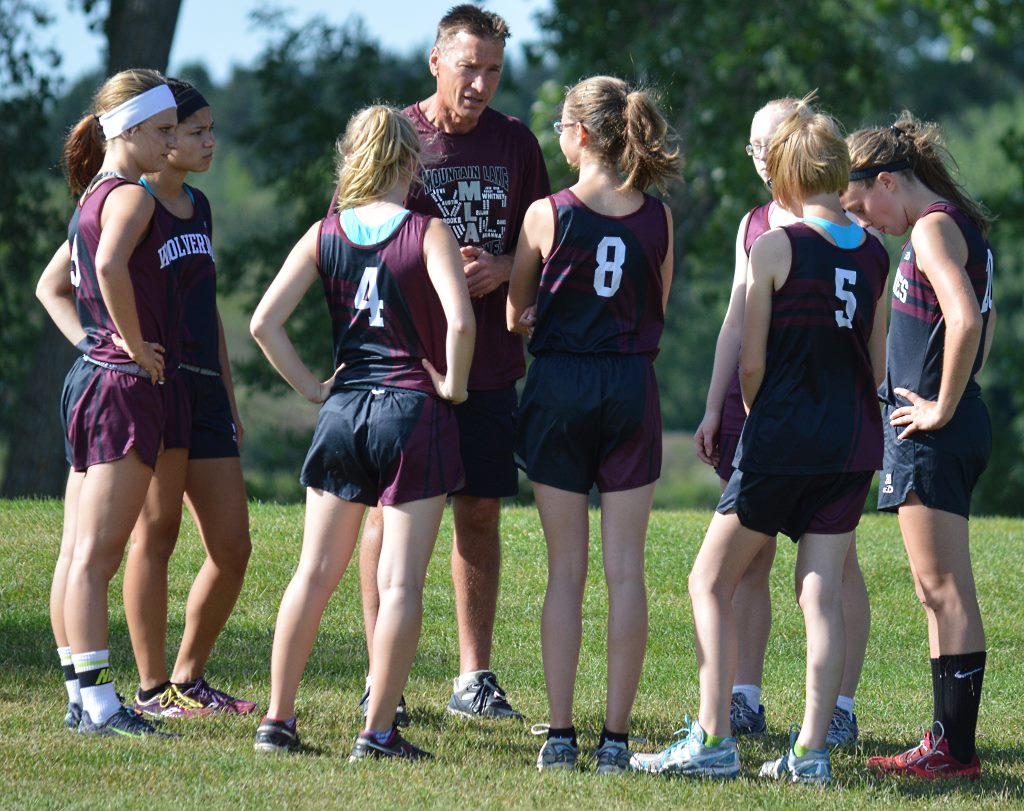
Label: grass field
xmin=1 ymin=500 xmax=1022 ymax=809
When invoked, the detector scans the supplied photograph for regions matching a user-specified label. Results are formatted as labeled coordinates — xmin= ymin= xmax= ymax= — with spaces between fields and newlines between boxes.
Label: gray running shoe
xmin=760 ymin=727 xmax=832 ymax=784
xmin=349 ymin=727 xmax=432 ymax=761
xmin=64 ymin=701 xmax=82 ymax=730
xmin=631 ymin=719 xmax=740 ymax=779
xmin=729 ymin=692 xmax=767 ymax=736
xmin=593 ymin=739 xmax=632 ymax=774
xmin=447 ymin=671 xmax=522 ymax=720
xmin=79 ymin=706 xmax=177 ymax=739
xmin=537 ymin=736 xmax=578 ymax=771
xmin=825 ymin=706 xmax=858 ymax=747
xmin=254 ymin=716 xmax=300 ymax=753
xmin=357 ymin=686 xmax=409 ymax=726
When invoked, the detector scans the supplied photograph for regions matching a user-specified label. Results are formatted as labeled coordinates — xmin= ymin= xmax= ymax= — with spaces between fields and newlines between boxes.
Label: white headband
xmin=98 ymin=84 xmax=176 ymax=139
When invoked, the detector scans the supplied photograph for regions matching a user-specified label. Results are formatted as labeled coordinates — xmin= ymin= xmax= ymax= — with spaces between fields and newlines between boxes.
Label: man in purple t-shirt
xmin=357 ymin=4 xmax=550 ymax=722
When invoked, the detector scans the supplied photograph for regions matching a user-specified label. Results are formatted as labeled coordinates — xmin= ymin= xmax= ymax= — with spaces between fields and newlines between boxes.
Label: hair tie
xmin=890 ymin=124 xmax=902 ymax=139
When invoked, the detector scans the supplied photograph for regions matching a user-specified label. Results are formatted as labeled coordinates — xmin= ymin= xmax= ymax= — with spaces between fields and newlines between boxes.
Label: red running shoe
xmin=867 ymin=725 xmax=981 ymax=780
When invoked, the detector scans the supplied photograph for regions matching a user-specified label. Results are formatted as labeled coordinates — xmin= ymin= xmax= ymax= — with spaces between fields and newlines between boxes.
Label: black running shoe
xmin=78 ymin=706 xmax=177 ymax=739
xmin=65 ymin=702 xmax=82 ymax=730
xmin=254 ymin=716 xmax=300 ymax=753
xmin=357 ymin=687 xmax=410 ymax=726
xmin=349 ymin=726 xmax=432 ymax=761
xmin=447 ymin=671 xmax=523 ymax=720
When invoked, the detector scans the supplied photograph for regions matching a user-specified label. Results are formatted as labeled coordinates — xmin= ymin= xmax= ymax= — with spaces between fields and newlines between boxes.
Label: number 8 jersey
xmin=736 ymin=223 xmax=890 ymax=475
xmin=528 ymin=189 xmax=668 ymax=357
xmin=317 ymin=210 xmax=448 ymax=396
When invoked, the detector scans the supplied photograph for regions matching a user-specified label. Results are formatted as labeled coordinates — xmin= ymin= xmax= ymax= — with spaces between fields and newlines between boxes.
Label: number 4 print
xmin=355 ymin=266 xmax=384 ymax=327
xmin=834 ymin=267 xmax=858 ymax=329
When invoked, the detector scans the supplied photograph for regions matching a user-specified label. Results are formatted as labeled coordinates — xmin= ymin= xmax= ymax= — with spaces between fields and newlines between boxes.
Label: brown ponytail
xmin=61 ymin=68 xmax=168 ymax=197
xmin=847 ymin=111 xmax=991 ymax=237
xmin=563 ymin=76 xmax=681 ymax=193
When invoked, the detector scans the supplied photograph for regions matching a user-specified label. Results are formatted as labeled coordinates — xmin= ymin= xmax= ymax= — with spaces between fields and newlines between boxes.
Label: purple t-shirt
xmin=404 ymin=103 xmax=550 ymax=390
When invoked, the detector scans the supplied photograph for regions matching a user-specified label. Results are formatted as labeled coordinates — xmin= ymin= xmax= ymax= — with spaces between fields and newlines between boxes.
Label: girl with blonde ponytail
xmin=508 ymin=75 xmax=678 ymax=773
xmin=36 ymin=68 xmax=179 ymax=739
xmin=251 ymin=104 xmax=474 ymax=759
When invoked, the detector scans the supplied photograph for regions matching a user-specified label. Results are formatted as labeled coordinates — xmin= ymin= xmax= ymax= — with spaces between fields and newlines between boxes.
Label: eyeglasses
xmin=745 ymin=142 xmax=769 ymax=158
xmin=553 ymin=120 xmax=577 ymax=134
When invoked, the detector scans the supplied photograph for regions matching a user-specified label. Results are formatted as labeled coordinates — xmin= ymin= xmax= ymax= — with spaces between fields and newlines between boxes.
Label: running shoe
xmin=593 ymin=739 xmax=631 ymax=775
xmin=134 ymin=683 xmax=215 ymax=718
xmin=357 ymin=686 xmax=409 ymax=726
xmin=181 ymin=677 xmax=257 ymax=715
xmin=447 ymin=671 xmax=523 ymax=720
xmin=760 ymin=726 xmax=832 ymax=784
xmin=630 ymin=719 xmax=740 ymax=779
xmin=825 ymin=706 xmax=859 ymax=747
xmin=64 ymin=701 xmax=82 ymax=730
xmin=349 ymin=726 xmax=432 ymax=761
xmin=79 ymin=706 xmax=177 ymax=739
xmin=867 ymin=724 xmax=981 ymax=780
xmin=730 ymin=692 xmax=767 ymax=736
xmin=254 ymin=717 xmax=300 ymax=753
xmin=535 ymin=735 xmax=578 ymax=771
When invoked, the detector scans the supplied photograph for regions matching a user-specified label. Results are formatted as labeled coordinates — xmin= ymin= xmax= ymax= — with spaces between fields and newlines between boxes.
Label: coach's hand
xmin=890 ymin=387 xmax=951 ymax=438
xmin=461 ymin=246 xmax=510 ymax=298
xmin=423 ymin=358 xmax=467 ymax=404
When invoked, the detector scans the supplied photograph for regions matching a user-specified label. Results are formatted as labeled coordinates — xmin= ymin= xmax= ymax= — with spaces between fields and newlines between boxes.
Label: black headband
xmin=173 ymin=85 xmax=209 ymax=123
xmin=849 ymin=158 xmax=911 ymax=182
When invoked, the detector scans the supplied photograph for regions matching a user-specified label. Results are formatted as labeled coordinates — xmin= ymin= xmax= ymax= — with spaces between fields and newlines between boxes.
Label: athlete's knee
xmin=453 ymin=496 xmax=500 ymax=543
xmin=913 ymin=571 xmax=975 ymax=616
xmin=796 ymin=574 xmax=841 ymax=618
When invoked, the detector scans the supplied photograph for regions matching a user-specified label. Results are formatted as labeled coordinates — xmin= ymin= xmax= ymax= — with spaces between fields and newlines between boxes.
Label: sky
xmin=45 ymin=0 xmax=550 ymax=84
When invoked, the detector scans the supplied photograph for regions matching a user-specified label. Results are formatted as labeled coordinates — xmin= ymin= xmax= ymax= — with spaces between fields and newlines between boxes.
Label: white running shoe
xmin=630 ymin=719 xmax=739 ymax=779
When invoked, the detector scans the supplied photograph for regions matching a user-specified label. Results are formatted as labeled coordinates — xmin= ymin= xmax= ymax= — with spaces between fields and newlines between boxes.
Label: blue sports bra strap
xmin=800 ymin=215 xmax=864 ymax=249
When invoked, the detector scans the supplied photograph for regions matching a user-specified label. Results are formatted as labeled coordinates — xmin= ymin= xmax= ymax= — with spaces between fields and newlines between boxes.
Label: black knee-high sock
xmin=930 ymin=657 xmax=942 ymax=728
xmin=935 ymin=651 xmax=986 ymax=764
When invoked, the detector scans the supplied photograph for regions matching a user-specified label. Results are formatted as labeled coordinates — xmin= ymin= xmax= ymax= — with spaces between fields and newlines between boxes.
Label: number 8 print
xmin=593 ymin=236 xmax=626 ymax=298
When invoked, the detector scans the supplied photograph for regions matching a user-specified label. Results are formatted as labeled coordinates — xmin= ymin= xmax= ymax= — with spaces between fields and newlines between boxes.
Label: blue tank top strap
xmin=139 ymin=177 xmax=196 ymax=205
xmin=800 ymin=215 xmax=864 ymax=249
xmin=341 ymin=208 xmax=409 ymax=245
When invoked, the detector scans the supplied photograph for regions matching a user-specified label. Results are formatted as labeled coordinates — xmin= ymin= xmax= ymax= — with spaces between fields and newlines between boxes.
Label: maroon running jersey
xmin=720 ymin=202 xmax=776 ymax=437
xmin=68 ymin=177 xmax=174 ymax=366
xmin=317 ymin=210 xmax=448 ymax=396
xmin=404 ymin=103 xmax=550 ymax=389
xmin=529 ymin=189 xmax=668 ymax=357
xmin=881 ymin=202 xmax=993 ymax=405
xmin=736 ymin=223 xmax=889 ymax=474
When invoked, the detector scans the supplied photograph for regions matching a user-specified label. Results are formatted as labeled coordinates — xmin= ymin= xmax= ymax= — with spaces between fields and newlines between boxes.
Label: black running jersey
xmin=317 ymin=211 xmax=447 ymax=396
xmin=736 ymin=223 xmax=889 ymax=474
xmin=881 ymin=202 xmax=993 ymax=404
xmin=68 ymin=178 xmax=173 ymax=365
xmin=528 ymin=189 xmax=668 ymax=357
xmin=152 ymin=185 xmax=219 ymax=372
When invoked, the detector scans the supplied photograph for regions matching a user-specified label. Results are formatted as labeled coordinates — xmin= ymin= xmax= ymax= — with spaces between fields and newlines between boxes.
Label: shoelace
xmin=189 ymin=678 xmax=232 ymax=706
xmin=159 ymin=684 xmax=204 ymax=710
xmin=470 ymin=674 xmax=504 ymax=714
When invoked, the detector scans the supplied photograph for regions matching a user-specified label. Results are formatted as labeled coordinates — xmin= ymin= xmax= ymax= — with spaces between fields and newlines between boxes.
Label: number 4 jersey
xmin=316 ymin=210 xmax=448 ymax=396
xmin=528 ymin=189 xmax=669 ymax=358
xmin=736 ymin=223 xmax=890 ymax=475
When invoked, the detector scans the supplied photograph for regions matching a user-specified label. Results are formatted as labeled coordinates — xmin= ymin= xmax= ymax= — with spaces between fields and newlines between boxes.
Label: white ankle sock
xmin=455 ymin=670 xmax=487 ymax=691
xmin=58 ymin=646 xmax=81 ymax=705
xmin=732 ymin=684 xmax=762 ymax=709
xmin=836 ymin=695 xmax=855 ymax=714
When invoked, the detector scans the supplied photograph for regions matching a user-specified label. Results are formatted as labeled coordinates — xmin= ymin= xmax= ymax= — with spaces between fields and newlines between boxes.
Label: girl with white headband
xmin=36 ymin=68 xmax=179 ymax=739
